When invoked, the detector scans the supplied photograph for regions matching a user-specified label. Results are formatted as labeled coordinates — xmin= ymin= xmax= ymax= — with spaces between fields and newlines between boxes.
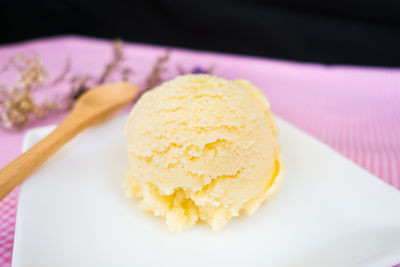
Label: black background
xmin=1 ymin=0 xmax=400 ymax=67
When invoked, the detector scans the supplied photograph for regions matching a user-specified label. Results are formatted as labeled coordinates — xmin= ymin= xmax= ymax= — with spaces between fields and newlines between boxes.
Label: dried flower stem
xmin=0 ymin=53 xmax=54 ymax=129
xmin=50 ymin=57 xmax=71 ymax=86
xmin=145 ymin=49 xmax=171 ymax=90
xmin=98 ymin=39 xmax=124 ymax=84
xmin=0 ymin=39 xmax=135 ymax=130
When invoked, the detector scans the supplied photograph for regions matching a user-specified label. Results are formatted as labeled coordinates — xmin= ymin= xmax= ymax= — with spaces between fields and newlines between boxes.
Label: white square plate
xmin=12 ymin=114 xmax=400 ymax=267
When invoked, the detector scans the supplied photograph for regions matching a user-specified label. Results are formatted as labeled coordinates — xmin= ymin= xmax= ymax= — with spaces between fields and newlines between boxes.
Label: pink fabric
xmin=0 ymin=36 xmax=399 ymax=266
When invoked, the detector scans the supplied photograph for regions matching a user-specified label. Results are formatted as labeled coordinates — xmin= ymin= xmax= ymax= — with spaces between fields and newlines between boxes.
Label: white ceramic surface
xmin=12 ymin=114 xmax=400 ymax=267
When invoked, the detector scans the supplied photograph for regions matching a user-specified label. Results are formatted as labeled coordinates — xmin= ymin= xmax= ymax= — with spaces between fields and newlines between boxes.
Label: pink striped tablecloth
xmin=0 ymin=36 xmax=399 ymax=266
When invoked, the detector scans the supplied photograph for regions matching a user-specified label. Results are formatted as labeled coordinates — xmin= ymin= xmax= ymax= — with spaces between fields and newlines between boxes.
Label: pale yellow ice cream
xmin=124 ymin=74 xmax=284 ymax=231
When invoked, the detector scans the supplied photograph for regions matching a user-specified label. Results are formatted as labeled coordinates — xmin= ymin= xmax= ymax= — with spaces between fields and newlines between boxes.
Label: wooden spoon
xmin=0 ymin=82 xmax=138 ymax=200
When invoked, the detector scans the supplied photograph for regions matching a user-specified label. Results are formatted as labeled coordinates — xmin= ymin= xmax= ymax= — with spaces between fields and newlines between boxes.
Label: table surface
xmin=0 ymin=36 xmax=399 ymax=267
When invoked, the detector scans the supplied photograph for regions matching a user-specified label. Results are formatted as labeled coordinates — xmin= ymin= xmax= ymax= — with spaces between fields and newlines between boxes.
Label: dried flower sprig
xmin=67 ymin=39 xmax=134 ymax=105
xmin=0 ymin=39 xmax=134 ymax=130
xmin=98 ymin=39 xmax=124 ymax=84
xmin=50 ymin=57 xmax=71 ymax=86
xmin=0 ymin=54 xmax=57 ymax=129
xmin=145 ymin=49 xmax=171 ymax=90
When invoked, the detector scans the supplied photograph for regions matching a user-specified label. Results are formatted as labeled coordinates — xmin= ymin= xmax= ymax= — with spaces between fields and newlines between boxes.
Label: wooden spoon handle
xmin=0 ymin=111 xmax=92 ymax=200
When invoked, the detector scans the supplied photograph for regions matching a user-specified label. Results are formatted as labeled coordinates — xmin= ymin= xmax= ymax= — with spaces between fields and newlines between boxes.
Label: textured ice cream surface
xmin=124 ymin=74 xmax=284 ymax=231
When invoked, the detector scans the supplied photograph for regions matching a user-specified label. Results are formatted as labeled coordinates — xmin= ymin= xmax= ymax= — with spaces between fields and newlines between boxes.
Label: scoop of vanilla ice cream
xmin=124 ymin=74 xmax=284 ymax=231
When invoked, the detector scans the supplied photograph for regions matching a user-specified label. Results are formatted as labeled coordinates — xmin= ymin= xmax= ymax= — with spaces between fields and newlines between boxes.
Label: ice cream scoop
xmin=124 ymin=74 xmax=284 ymax=231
